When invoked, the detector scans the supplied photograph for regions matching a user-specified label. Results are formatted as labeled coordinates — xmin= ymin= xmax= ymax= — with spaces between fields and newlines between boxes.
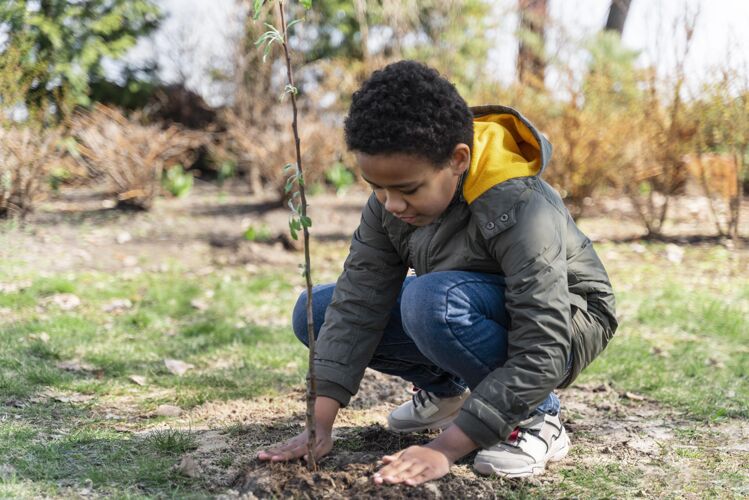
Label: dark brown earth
xmin=170 ymin=368 xmax=747 ymax=499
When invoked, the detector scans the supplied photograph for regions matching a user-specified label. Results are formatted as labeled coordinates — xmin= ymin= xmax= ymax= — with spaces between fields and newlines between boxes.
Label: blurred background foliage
xmin=0 ymin=0 xmax=746 ymax=241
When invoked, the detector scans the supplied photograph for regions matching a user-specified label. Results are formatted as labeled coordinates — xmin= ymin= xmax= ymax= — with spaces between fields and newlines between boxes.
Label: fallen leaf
xmin=664 ymin=244 xmax=684 ymax=264
xmin=623 ymin=391 xmax=645 ymax=401
xmin=43 ymin=293 xmax=81 ymax=310
xmin=116 ymin=231 xmax=132 ymax=244
xmin=155 ymin=404 xmax=183 ymax=417
xmin=56 ymin=359 xmax=97 ymax=372
xmin=190 ymin=299 xmax=209 ymax=311
xmin=164 ymin=358 xmax=195 ymax=376
xmin=29 ymin=332 xmax=50 ymax=343
xmin=706 ymin=357 xmax=726 ymax=369
xmin=651 ymin=346 xmax=670 ymax=358
xmin=175 ymin=456 xmax=200 ymax=478
xmin=103 ymin=299 xmax=133 ymax=313
xmin=128 ymin=375 xmax=147 ymax=386
xmin=49 ymin=392 xmax=94 ymax=403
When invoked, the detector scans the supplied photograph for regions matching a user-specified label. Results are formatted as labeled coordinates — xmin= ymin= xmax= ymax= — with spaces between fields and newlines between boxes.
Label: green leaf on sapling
xmin=253 ymin=0 xmax=263 ymax=20
xmin=287 ymin=18 xmax=304 ymax=31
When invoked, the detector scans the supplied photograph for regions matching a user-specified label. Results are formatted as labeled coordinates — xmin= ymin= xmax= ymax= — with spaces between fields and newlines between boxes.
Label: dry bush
xmin=219 ymin=6 xmax=346 ymax=200
xmin=484 ymin=33 xmax=643 ymax=220
xmin=70 ymin=105 xmax=203 ymax=210
xmin=0 ymin=127 xmax=62 ymax=218
xmin=690 ymin=69 xmax=749 ymax=241
xmin=219 ymin=107 xmax=342 ymax=201
xmin=683 ymin=153 xmax=740 ymax=234
xmin=473 ymin=19 xmax=700 ymax=237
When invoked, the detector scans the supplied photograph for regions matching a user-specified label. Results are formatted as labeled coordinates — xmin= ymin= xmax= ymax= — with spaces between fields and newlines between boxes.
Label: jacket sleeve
xmin=453 ymin=188 xmax=572 ymax=448
xmin=313 ymin=193 xmax=409 ymax=406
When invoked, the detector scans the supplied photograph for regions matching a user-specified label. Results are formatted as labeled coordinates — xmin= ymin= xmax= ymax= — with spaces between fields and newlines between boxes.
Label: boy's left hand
xmin=373 ymin=424 xmax=478 ymax=486
xmin=373 ymin=445 xmax=450 ymax=486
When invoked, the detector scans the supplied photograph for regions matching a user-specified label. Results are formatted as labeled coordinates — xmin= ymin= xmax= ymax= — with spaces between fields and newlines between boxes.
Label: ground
xmin=0 ymin=182 xmax=747 ymax=498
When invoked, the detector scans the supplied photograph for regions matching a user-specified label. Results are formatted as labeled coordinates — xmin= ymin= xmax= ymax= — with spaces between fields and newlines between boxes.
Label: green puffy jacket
xmin=313 ymin=105 xmax=617 ymax=448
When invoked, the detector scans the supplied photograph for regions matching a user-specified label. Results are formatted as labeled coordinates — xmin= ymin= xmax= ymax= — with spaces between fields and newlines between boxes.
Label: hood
xmin=463 ymin=105 xmax=552 ymax=205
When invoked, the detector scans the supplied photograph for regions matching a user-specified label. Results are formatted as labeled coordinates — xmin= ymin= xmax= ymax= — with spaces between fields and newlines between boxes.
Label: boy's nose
xmin=384 ymin=192 xmax=407 ymax=214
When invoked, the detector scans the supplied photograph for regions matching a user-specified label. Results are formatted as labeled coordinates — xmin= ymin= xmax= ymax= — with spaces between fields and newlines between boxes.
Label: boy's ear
xmin=450 ymin=143 xmax=471 ymax=175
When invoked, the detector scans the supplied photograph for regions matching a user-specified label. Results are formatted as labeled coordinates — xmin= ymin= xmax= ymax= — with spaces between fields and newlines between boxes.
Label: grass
xmin=0 ymin=239 xmax=747 ymax=497
xmin=0 ymin=268 xmax=307 ymax=406
xmin=578 ymin=243 xmax=749 ymax=421
xmin=0 ymin=265 xmax=308 ymax=497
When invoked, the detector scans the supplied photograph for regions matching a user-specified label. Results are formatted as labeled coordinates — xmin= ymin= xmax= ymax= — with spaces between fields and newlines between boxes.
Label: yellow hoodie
xmin=463 ymin=114 xmax=543 ymax=205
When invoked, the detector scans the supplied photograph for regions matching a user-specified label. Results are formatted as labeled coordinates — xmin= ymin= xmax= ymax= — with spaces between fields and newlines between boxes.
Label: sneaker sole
xmin=386 ymin=411 xmax=460 ymax=434
xmin=473 ymin=435 xmax=570 ymax=478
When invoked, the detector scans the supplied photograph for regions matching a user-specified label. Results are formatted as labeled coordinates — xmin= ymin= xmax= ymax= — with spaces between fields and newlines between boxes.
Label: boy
xmin=258 ymin=60 xmax=617 ymax=486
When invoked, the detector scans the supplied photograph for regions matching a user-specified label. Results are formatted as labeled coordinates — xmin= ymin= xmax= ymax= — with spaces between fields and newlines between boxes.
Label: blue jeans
xmin=292 ymin=270 xmax=561 ymax=415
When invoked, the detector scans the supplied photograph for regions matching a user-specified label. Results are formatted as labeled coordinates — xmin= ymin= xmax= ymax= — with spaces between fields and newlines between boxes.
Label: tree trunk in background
xmin=353 ymin=0 xmax=370 ymax=75
xmin=604 ymin=0 xmax=632 ymax=35
xmin=517 ymin=0 xmax=548 ymax=88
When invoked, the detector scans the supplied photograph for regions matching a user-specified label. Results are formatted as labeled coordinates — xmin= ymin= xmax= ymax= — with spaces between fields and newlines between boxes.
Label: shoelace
xmin=506 ymin=424 xmax=544 ymax=447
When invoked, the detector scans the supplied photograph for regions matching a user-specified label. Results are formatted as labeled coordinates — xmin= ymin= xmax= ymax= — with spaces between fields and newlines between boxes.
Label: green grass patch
xmin=0 ymin=268 xmax=305 ymax=407
xmin=1 ymin=426 xmax=198 ymax=497
xmin=580 ymin=282 xmax=749 ymax=420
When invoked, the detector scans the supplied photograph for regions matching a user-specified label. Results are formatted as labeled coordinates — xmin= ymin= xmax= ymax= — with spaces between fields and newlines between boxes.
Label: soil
xmin=179 ymin=369 xmax=748 ymax=499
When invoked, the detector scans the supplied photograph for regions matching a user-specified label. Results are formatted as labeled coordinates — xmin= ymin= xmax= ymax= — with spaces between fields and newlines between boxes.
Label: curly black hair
xmin=344 ymin=60 xmax=473 ymax=168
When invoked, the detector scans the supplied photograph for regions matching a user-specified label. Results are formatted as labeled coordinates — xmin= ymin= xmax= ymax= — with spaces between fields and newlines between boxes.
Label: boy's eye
xmin=401 ymin=187 xmax=419 ymax=195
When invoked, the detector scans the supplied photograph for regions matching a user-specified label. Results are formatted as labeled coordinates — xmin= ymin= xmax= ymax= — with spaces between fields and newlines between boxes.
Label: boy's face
xmin=356 ymin=144 xmax=470 ymax=226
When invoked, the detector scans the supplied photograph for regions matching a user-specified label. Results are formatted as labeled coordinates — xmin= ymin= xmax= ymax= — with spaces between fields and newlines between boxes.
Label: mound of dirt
xmin=230 ymin=425 xmax=504 ymax=499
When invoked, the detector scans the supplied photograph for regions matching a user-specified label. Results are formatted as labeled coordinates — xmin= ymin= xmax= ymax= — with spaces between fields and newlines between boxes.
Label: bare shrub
xmin=690 ymin=68 xmax=749 ymax=242
xmin=70 ymin=105 xmax=202 ymax=210
xmin=0 ymin=127 xmax=62 ymax=218
xmin=219 ymin=107 xmax=340 ymax=200
xmin=486 ymin=32 xmax=644 ymax=220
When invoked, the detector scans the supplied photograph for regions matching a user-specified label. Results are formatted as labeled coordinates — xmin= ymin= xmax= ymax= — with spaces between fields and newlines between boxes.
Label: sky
xmin=117 ymin=0 xmax=749 ymax=105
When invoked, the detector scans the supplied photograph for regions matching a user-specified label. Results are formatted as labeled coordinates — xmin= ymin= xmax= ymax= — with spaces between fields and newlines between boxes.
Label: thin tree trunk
xmin=604 ymin=0 xmax=632 ymax=35
xmin=354 ymin=0 xmax=370 ymax=74
xmin=730 ymin=150 xmax=743 ymax=246
xmin=517 ymin=0 xmax=547 ymax=88
xmin=277 ymin=0 xmax=318 ymax=471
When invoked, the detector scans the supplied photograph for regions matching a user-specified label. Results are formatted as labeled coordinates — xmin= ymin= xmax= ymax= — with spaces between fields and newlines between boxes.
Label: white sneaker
xmin=387 ymin=388 xmax=470 ymax=433
xmin=473 ymin=412 xmax=570 ymax=478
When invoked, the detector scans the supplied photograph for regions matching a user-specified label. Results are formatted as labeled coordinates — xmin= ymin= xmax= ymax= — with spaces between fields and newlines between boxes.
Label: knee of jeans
xmin=400 ymin=277 xmax=447 ymax=348
xmin=291 ymin=290 xmax=310 ymax=347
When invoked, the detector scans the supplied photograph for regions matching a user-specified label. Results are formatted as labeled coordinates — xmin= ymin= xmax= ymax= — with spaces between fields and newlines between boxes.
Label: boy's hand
xmin=373 ymin=424 xmax=478 ymax=486
xmin=374 ymin=446 xmax=450 ymax=486
xmin=257 ymin=428 xmax=333 ymax=462
xmin=257 ymin=395 xmax=340 ymax=463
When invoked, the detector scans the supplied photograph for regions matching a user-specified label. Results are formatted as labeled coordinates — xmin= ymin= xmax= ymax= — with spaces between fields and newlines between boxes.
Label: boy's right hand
xmin=257 ymin=395 xmax=341 ymax=462
xmin=257 ymin=428 xmax=333 ymax=462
